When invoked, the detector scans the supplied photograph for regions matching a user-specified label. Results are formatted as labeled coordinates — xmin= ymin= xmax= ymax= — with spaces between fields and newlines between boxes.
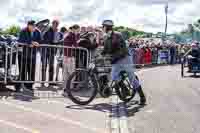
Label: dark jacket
xmin=78 ymin=32 xmax=98 ymax=50
xmin=102 ymin=31 xmax=128 ymax=64
xmin=64 ymin=32 xmax=80 ymax=57
xmin=18 ymin=28 xmax=42 ymax=44
xmin=18 ymin=28 xmax=42 ymax=59
xmin=189 ymin=48 xmax=200 ymax=58
xmin=43 ymin=27 xmax=55 ymax=44
xmin=170 ymin=46 xmax=176 ymax=55
xmin=43 ymin=27 xmax=63 ymax=44
xmin=42 ymin=27 xmax=62 ymax=56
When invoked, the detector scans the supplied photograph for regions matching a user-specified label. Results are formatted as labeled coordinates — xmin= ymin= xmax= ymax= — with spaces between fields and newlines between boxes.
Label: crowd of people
xmin=128 ymin=39 xmax=191 ymax=65
xmin=14 ymin=19 xmax=192 ymax=93
xmin=16 ymin=19 xmax=102 ymax=92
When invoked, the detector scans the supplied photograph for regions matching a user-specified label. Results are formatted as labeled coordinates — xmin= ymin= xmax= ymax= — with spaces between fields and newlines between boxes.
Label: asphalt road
xmin=0 ymin=65 xmax=199 ymax=133
xmin=0 ymin=52 xmax=111 ymax=133
xmin=127 ymin=65 xmax=200 ymax=133
xmin=0 ymin=95 xmax=110 ymax=133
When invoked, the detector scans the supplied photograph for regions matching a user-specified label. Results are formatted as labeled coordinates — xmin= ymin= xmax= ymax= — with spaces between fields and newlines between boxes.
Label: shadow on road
xmin=183 ymin=75 xmax=200 ymax=78
xmin=66 ymin=103 xmax=112 ymax=113
xmin=13 ymin=93 xmax=37 ymax=102
xmin=13 ymin=88 xmax=40 ymax=102
xmin=189 ymin=75 xmax=200 ymax=78
xmin=0 ymin=90 xmax=13 ymax=99
xmin=0 ymin=86 xmax=64 ymax=102
xmin=126 ymin=100 xmax=146 ymax=117
xmin=0 ymin=89 xmax=38 ymax=102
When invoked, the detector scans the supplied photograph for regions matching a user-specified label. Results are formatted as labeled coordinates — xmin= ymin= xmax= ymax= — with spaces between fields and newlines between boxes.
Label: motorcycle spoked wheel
xmin=115 ymin=80 xmax=136 ymax=103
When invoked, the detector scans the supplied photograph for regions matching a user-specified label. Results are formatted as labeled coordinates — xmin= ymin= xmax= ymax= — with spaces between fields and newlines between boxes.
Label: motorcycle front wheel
xmin=115 ymin=79 xmax=136 ymax=103
xmin=65 ymin=70 xmax=98 ymax=105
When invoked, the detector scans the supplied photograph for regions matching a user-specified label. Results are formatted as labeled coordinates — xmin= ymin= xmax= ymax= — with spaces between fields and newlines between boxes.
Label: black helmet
xmin=102 ymin=20 xmax=114 ymax=26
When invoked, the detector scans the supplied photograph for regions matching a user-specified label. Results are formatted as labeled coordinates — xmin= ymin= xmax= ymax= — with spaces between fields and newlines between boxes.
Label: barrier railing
xmin=1 ymin=43 xmax=89 ymax=84
xmin=0 ymin=41 xmax=11 ymax=84
xmin=0 ymin=42 xmax=190 ymax=85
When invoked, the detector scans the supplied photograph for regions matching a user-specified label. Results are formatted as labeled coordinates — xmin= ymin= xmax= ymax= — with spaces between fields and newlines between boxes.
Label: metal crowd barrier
xmin=0 ymin=42 xmax=89 ymax=84
xmin=0 ymin=41 xmax=10 ymax=83
xmin=0 ymin=41 xmax=190 ymax=85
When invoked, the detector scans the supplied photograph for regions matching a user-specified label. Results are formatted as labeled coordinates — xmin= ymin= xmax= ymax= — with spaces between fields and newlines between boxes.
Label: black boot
xmin=137 ymin=86 xmax=146 ymax=105
xmin=15 ymin=83 xmax=21 ymax=92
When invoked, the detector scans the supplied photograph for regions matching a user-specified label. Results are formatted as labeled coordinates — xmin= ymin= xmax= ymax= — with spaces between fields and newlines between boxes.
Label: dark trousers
xmin=75 ymin=50 xmax=87 ymax=69
xmin=75 ymin=50 xmax=87 ymax=82
xmin=18 ymin=54 xmax=36 ymax=89
xmin=170 ymin=53 xmax=175 ymax=64
xmin=188 ymin=58 xmax=199 ymax=70
xmin=42 ymin=55 xmax=55 ymax=81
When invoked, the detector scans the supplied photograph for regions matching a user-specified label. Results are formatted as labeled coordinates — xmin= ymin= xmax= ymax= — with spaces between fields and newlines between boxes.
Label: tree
xmin=4 ymin=25 xmax=21 ymax=36
xmin=113 ymin=25 xmax=151 ymax=39
xmin=0 ymin=28 xmax=3 ymax=35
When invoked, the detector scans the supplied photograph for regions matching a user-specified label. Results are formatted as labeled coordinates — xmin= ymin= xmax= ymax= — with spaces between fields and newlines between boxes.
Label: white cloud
xmin=0 ymin=0 xmax=198 ymax=33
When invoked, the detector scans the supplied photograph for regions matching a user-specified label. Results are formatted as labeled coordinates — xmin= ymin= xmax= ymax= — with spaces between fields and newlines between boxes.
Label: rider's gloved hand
xmin=188 ymin=55 xmax=195 ymax=59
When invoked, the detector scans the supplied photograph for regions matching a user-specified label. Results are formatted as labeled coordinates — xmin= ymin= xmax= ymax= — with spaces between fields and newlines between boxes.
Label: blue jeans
xmin=111 ymin=55 xmax=140 ymax=89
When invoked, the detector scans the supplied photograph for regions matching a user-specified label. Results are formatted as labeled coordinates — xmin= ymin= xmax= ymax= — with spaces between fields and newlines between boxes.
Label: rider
xmin=188 ymin=42 xmax=200 ymax=71
xmin=101 ymin=20 xmax=146 ymax=105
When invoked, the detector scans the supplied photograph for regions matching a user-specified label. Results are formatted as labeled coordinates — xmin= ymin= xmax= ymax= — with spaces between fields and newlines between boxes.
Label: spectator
xmin=139 ymin=45 xmax=145 ymax=65
xmin=188 ymin=42 xmax=200 ymax=71
xmin=63 ymin=24 xmax=80 ymax=86
xmin=78 ymin=31 xmax=98 ymax=67
xmin=151 ymin=43 xmax=158 ymax=65
xmin=170 ymin=45 xmax=176 ymax=65
xmin=42 ymin=19 xmax=60 ymax=86
xmin=144 ymin=45 xmax=152 ymax=65
xmin=16 ymin=20 xmax=42 ymax=92
xmin=60 ymin=27 xmax=68 ymax=39
xmin=55 ymin=27 xmax=68 ymax=81
xmin=80 ymin=26 xmax=87 ymax=33
xmin=87 ymin=26 xmax=94 ymax=32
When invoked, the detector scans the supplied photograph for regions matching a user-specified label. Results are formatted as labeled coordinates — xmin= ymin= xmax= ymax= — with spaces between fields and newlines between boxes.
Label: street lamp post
xmin=189 ymin=24 xmax=194 ymax=41
xmin=164 ymin=3 xmax=168 ymax=41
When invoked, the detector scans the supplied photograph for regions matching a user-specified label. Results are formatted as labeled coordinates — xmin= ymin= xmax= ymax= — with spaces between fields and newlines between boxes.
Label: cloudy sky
xmin=0 ymin=0 xmax=199 ymax=33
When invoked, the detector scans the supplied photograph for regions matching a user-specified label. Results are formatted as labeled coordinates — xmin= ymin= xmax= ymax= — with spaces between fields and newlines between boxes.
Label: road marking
xmin=118 ymin=104 xmax=130 ymax=133
xmin=0 ymin=101 xmax=102 ymax=133
xmin=106 ymin=96 xmax=112 ymax=133
xmin=110 ymin=95 xmax=120 ymax=133
xmin=108 ymin=69 xmax=153 ymax=133
xmin=110 ymin=95 xmax=130 ymax=133
xmin=0 ymin=119 xmax=39 ymax=133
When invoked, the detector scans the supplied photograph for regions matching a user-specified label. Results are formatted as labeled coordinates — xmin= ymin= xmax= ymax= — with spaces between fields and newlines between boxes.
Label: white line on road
xmin=106 ymin=96 xmax=112 ymax=133
xmin=0 ymin=119 xmax=39 ymax=133
xmin=110 ymin=95 xmax=130 ymax=133
xmin=0 ymin=101 xmax=103 ymax=133
xmin=118 ymin=104 xmax=130 ymax=133
xmin=110 ymin=95 xmax=120 ymax=133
